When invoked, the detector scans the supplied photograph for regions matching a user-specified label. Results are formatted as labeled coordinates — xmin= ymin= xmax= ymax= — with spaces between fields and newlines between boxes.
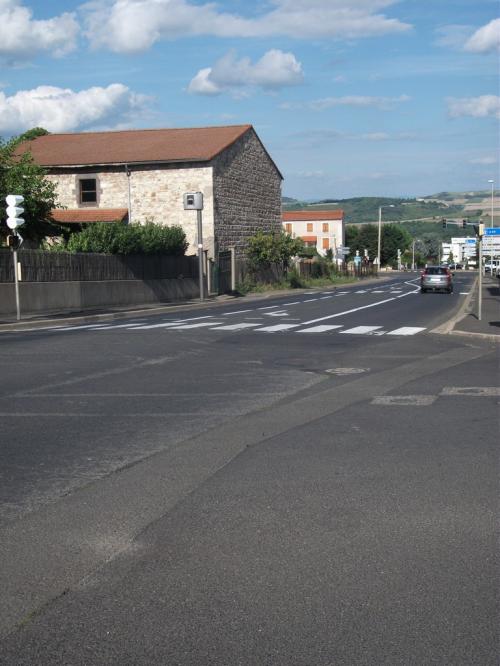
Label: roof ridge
xmin=35 ymin=124 xmax=253 ymax=139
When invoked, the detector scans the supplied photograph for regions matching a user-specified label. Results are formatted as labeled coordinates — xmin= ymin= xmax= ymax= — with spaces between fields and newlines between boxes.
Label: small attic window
xmin=79 ymin=178 xmax=97 ymax=204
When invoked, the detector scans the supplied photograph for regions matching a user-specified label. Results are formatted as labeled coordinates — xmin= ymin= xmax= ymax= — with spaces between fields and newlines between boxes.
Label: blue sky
xmin=0 ymin=0 xmax=498 ymax=199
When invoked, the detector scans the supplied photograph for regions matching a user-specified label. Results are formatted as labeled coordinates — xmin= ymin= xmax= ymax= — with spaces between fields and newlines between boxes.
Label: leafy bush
xmin=288 ymin=269 xmax=305 ymax=288
xmin=63 ymin=222 xmax=188 ymax=255
xmin=246 ymin=231 xmax=304 ymax=271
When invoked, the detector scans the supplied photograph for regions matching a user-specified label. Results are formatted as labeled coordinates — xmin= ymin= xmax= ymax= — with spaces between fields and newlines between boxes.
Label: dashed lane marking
xmin=222 ymin=309 xmax=253 ymax=316
xmin=168 ymin=321 xmax=224 ymax=330
xmin=372 ymin=395 xmax=437 ymax=406
xmin=440 ymin=387 xmax=500 ymax=397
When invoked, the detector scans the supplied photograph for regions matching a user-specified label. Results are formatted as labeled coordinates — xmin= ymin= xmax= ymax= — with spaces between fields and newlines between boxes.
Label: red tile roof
xmin=51 ymin=208 xmax=128 ymax=223
xmin=15 ymin=125 xmax=253 ymax=167
xmin=283 ymin=210 xmax=344 ymax=221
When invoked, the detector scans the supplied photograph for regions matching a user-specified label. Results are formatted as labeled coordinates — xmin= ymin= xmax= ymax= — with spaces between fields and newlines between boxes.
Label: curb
xmin=432 ymin=275 xmax=500 ymax=342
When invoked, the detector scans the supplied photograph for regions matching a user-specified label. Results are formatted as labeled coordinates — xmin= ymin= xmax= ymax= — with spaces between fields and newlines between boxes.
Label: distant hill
xmin=281 ymin=196 xmax=481 ymax=224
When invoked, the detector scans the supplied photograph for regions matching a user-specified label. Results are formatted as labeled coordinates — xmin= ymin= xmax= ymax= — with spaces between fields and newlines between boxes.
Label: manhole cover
xmin=326 ymin=367 xmax=369 ymax=375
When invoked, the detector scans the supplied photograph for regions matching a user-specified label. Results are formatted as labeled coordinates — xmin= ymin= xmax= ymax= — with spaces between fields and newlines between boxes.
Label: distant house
xmin=282 ymin=210 xmax=345 ymax=256
xmin=16 ymin=125 xmax=283 ymax=257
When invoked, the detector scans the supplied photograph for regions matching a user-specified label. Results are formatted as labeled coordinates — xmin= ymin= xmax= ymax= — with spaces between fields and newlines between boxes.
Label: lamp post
xmin=377 ymin=204 xmax=395 ymax=268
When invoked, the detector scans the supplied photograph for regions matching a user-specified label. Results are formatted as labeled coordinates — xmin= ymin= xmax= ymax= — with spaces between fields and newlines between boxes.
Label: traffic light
xmin=6 ymin=234 xmax=20 ymax=249
xmin=462 ymin=219 xmax=467 ymax=228
xmin=442 ymin=218 xmax=447 ymax=228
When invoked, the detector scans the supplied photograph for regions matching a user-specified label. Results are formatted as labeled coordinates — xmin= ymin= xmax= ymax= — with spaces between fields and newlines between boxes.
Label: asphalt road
xmin=0 ymin=271 xmax=498 ymax=664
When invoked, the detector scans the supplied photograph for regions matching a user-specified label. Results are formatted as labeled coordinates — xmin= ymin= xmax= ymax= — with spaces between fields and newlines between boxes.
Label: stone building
xmin=17 ymin=125 xmax=283 ymax=257
xmin=282 ymin=210 xmax=345 ymax=257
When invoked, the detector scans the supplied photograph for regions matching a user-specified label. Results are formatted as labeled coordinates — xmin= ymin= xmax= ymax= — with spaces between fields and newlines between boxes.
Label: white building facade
xmin=282 ymin=210 xmax=345 ymax=257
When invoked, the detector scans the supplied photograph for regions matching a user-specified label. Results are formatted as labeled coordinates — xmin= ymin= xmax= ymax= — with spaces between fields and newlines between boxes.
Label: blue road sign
xmin=484 ymin=227 xmax=500 ymax=235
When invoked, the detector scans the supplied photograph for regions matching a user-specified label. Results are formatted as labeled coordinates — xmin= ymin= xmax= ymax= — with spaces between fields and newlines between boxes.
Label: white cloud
xmin=0 ymin=0 xmax=78 ymax=62
xmin=464 ymin=18 xmax=500 ymax=53
xmin=469 ymin=156 xmax=497 ymax=165
xmin=447 ymin=95 xmax=500 ymax=119
xmin=304 ymin=94 xmax=410 ymax=111
xmin=188 ymin=49 xmax=303 ymax=95
xmin=82 ymin=0 xmax=411 ymax=54
xmin=0 ymin=84 xmax=149 ymax=133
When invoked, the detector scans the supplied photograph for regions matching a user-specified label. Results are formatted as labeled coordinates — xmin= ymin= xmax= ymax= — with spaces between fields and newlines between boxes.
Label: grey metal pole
xmin=230 ymin=246 xmax=236 ymax=292
xmin=377 ymin=206 xmax=382 ymax=267
xmin=478 ymin=236 xmax=482 ymax=321
xmin=197 ymin=209 xmax=204 ymax=300
xmin=13 ymin=247 xmax=21 ymax=321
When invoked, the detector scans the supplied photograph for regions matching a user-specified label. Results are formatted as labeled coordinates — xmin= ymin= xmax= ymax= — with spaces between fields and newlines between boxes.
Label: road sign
xmin=484 ymin=227 xmax=500 ymax=236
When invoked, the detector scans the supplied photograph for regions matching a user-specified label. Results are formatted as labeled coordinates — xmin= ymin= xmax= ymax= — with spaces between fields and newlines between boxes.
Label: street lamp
xmin=377 ymin=204 xmax=395 ymax=268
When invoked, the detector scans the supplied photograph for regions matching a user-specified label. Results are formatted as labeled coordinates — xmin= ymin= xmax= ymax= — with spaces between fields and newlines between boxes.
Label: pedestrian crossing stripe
xmin=297 ymin=325 xmax=343 ymax=333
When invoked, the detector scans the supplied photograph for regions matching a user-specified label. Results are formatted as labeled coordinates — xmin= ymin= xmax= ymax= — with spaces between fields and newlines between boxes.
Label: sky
xmin=0 ymin=0 xmax=498 ymax=199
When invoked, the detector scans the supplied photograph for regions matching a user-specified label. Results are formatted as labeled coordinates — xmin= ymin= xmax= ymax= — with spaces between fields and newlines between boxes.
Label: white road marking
xmin=91 ymin=323 xmax=150 ymax=330
xmin=263 ymin=310 xmax=289 ymax=317
xmin=372 ymin=395 xmax=437 ymax=406
xmin=371 ymin=290 xmax=385 ymax=293
xmin=282 ymin=301 xmax=301 ymax=306
xmin=355 ymin=290 xmax=367 ymax=294
xmin=258 ymin=305 xmax=280 ymax=310
xmin=387 ymin=327 xmax=426 ymax=336
xmin=132 ymin=316 xmax=212 ymax=330
xmin=303 ymin=298 xmax=318 ymax=302
xmin=326 ymin=367 xmax=369 ymax=375
xmin=256 ymin=324 xmax=300 ymax=332
xmin=336 ymin=291 xmax=349 ymax=295
xmin=459 ymin=292 xmax=469 ymax=295
xmin=301 ymin=286 xmax=420 ymax=326
xmin=168 ymin=321 xmax=224 ymax=330
xmin=441 ymin=387 xmax=500 ymax=396
xmin=341 ymin=326 xmax=382 ymax=335
xmin=296 ymin=325 xmax=344 ymax=333
xmin=319 ymin=296 xmax=333 ymax=300
xmin=210 ymin=323 xmax=259 ymax=331
xmin=222 ymin=309 xmax=253 ymax=316
xmin=46 ymin=324 xmax=110 ymax=331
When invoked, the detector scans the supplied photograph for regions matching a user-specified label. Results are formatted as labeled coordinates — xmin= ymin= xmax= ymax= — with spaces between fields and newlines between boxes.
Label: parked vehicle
xmin=484 ymin=260 xmax=500 ymax=274
xmin=420 ymin=266 xmax=453 ymax=293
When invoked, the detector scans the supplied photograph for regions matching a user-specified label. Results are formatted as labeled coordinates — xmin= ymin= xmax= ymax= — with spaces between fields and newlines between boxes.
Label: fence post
xmin=230 ymin=246 xmax=236 ymax=292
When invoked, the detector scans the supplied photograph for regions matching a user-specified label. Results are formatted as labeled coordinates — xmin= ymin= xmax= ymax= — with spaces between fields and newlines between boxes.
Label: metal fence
xmin=298 ymin=260 xmax=377 ymax=280
xmin=0 ymin=249 xmax=198 ymax=283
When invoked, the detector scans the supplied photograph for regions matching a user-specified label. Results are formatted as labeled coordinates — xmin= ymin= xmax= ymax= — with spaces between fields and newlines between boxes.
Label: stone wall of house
xmin=47 ymin=165 xmax=215 ymax=256
xmin=212 ymin=128 xmax=282 ymax=257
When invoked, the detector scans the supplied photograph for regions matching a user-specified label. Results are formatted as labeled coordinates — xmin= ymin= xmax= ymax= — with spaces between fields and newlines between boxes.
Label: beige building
xmin=282 ymin=210 xmax=345 ymax=257
xmin=17 ymin=125 xmax=283 ymax=258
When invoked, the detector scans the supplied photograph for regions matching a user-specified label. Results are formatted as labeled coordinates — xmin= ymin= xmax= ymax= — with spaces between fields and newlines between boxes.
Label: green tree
xmin=246 ymin=231 xmax=304 ymax=271
xmin=381 ymin=224 xmax=412 ymax=265
xmin=1 ymin=129 xmax=60 ymax=245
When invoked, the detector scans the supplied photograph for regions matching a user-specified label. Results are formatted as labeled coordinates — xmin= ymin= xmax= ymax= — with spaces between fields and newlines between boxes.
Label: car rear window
xmin=426 ymin=267 xmax=447 ymax=275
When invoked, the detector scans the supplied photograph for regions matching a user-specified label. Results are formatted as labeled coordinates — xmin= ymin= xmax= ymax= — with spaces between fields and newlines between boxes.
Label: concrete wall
xmin=212 ymin=129 xmax=282 ymax=257
xmin=47 ymin=164 xmax=215 ymax=256
xmin=0 ymin=278 xmax=199 ymax=316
